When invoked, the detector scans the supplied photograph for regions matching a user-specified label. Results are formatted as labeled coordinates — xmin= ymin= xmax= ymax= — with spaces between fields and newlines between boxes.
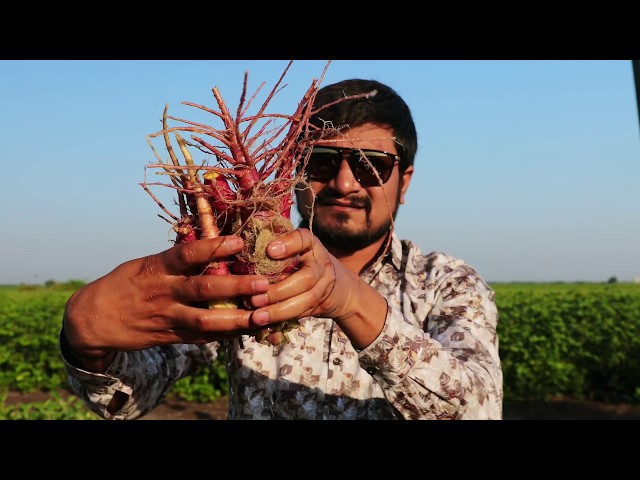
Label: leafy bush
xmin=171 ymin=351 xmax=229 ymax=402
xmin=494 ymin=283 xmax=640 ymax=404
xmin=0 ymin=288 xmax=71 ymax=392
xmin=0 ymin=283 xmax=229 ymax=408
xmin=0 ymin=390 xmax=97 ymax=420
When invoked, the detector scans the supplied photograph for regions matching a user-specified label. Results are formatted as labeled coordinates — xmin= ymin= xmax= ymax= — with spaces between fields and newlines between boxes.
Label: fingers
xmin=170 ymin=303 xmax=255 ymax=338
xmin=261 ymin=227 xmax=334 ymax=302
xmin=266 ymin=228 xmax=315 ymax=259
xmin=252 ymin=263 xmax=331 ymax=308
xmin=160 ymin=236 xmax=245 ymax=276
xmin=246 ymin=227 xmax=339 ymax=326
xmin=177 ymin=275 xmax=270 ymax=303
xmin=251 ymin=294 xmax=316 ymax=328
xmin=107 ymin=228 xmax=331 ymax=348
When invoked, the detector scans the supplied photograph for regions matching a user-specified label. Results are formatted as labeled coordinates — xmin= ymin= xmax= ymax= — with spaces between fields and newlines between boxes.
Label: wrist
xmin=336 ymin=282 xmax=388 ymax=349
xmin=59 ymin=328 xmax=116 ymax=372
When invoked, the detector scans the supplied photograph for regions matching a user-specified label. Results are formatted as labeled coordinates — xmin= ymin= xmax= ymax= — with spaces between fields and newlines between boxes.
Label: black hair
xmin=309 ymin=79 xmax=417 ymax=172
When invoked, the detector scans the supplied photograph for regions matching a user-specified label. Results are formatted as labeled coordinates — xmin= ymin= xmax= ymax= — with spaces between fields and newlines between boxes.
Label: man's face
xmin=295 ymin=123 xmax=414 ymax=252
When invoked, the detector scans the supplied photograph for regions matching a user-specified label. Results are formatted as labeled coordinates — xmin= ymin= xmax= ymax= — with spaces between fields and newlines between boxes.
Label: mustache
xmin=315 ymin=190 xmax=371 ymax=209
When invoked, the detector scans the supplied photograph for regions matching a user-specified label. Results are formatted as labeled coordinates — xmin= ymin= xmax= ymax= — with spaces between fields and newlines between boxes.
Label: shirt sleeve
xmin=358 ymin=257 xmax=503 ymax=420
xmin=63 ymin=342 xmax=220 ymax=420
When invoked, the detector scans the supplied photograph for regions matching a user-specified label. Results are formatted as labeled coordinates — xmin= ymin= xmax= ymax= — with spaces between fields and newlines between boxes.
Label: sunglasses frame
xmin=300 ymin=146 xmax=400 ymax=187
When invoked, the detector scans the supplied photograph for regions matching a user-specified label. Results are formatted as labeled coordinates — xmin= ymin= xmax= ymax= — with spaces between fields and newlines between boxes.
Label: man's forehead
xmin=317 ymin=125 xmax=396 ymax=149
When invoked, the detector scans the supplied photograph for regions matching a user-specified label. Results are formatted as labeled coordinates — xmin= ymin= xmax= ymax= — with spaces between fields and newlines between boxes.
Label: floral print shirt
xmin=63 ymin=232 xmax=503 ymax=420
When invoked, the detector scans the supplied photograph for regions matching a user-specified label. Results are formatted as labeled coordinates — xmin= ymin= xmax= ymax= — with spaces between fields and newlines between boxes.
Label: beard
xmin=297 ymin=188 xmax=401 ymax=252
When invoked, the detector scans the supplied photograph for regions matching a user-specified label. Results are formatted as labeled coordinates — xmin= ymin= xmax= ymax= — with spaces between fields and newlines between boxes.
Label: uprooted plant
xmin=142 ymin=60 xmax=375 ymax=347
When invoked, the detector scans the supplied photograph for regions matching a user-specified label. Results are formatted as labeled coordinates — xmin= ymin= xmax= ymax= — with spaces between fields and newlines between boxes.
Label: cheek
xmin=295 ymin=185 xmax=319 ymax=217
xmin=369 ymin=185 xmax=401 ymax=218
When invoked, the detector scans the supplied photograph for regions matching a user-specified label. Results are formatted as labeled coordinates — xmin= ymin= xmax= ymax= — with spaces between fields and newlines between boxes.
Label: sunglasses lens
xmin=353 ymin=151 xmax=394 ymax=186
xmin=304 ymin=148 xmax=340 ymax=181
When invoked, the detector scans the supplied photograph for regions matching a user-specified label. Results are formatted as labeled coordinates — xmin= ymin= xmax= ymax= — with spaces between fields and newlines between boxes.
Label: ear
xmin=399 ymin=165 xmax=414 ymax=205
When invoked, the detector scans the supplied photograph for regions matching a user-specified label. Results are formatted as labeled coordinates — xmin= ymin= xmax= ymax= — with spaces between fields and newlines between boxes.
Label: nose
xmin=329 ymin=158 xmax=363 ymax=195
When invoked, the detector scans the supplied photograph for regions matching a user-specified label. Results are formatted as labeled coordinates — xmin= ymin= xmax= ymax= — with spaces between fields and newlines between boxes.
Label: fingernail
xmin=252 ymin=294 xmax=269 ymax=307
xmin=252 ymin=310 xmax=269 ymax=325
xmin=268 ymin=242 xmax=285 ymax=257
xmin=252 ymin=279 xmax=270 ymax=291
xmin=225 ymin=237 xmax=242 ymax=250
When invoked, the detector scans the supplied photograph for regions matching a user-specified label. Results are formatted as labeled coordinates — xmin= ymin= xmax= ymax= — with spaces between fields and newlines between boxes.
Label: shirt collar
xmin=362 ymin=230 xmax=403 ymax=280
xmin=389 ymin=230 xmax=403 ymax=271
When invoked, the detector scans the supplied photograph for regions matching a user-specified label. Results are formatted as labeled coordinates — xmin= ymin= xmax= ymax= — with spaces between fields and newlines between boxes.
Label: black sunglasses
xmin=300 ymin=146 xmax=400 ymax=187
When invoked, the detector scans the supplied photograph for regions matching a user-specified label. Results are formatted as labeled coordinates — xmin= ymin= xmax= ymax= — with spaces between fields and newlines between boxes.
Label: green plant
xmin=172 ymin=351 xmax=229 ymax=403
xmin=0 ymin=390 xmax=98 ymax=420
xmin=495 ymin=282 xmax=640 ymax=404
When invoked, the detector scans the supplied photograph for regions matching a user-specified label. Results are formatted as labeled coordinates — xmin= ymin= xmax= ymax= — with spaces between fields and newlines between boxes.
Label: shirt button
xmin=332 ymin=357 xmax=343 ymax=365
xmin=366 ymin=367 xmax=377 ymax=375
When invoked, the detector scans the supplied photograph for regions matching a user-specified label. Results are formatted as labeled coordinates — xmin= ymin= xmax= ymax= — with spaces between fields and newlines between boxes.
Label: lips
xmin=325 ymin=200 xmax=361 ymax=208
xmin=317 ymin=195 xmax=367 ymax=209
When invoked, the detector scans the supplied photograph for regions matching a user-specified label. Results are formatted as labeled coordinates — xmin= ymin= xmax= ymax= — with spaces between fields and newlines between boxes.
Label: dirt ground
xmin=7 ymin=390 xmax=640 ymax=420
xmin=142 ymin=396 xmax=640 ymax=420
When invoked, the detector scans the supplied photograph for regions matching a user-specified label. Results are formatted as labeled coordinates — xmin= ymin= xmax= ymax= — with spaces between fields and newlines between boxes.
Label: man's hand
xmin=62 ymin=235 xmax=271 ymax=370
xmin=246 ymin=228 xmax=388 ymax=349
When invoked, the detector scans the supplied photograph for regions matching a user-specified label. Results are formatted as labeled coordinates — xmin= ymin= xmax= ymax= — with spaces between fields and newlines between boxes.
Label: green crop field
xmin=1 ymin=280 xmax=639 ymax=419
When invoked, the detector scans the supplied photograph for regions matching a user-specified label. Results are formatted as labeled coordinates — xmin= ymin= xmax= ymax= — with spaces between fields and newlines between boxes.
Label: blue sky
xmin=1 ymin=60 xmax=638 ymax=284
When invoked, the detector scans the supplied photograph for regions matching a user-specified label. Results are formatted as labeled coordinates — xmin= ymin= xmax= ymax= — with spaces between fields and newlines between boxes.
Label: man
xmin=61 ymin=78 xmax=503 ymax=419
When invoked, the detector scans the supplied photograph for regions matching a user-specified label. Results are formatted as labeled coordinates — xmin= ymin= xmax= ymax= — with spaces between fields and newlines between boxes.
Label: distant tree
xmin=607 ymin=276 xmax=618 ymax=284
xmin=62 ymin=279 xmax=87 ymax=290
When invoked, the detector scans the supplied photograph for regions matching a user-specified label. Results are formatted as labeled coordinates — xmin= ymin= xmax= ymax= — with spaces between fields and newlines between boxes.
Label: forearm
xmin=333 ymin=275 xmax=389 ymax=350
